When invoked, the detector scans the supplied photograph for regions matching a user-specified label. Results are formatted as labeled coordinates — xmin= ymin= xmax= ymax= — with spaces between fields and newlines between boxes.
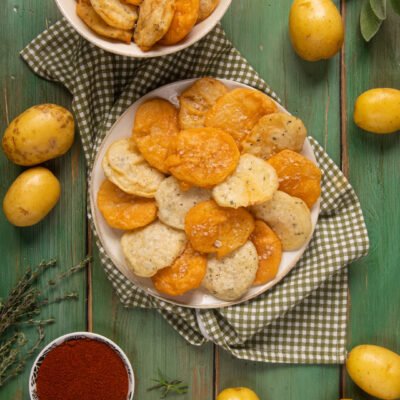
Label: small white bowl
xmin=55 ymin=0 xmax=232 ymax=58
xmin=29 ymin=332 xmax=134 ymax=400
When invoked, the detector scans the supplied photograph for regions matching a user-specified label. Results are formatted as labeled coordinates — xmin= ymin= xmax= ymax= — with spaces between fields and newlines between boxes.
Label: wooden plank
xmin=217 ymin=1 xmax=342 ymax=398
xmin=0 ymin=1 xmax=87 ymax=399
xmin=343 ymin=1 xmax=400 ymax=399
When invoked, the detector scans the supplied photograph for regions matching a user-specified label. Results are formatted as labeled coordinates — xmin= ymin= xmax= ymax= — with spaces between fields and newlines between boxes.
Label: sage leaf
xmin=370 ymin=0 xmax=387 ymax=19
xmin=361 ymin=0 xmax=383 ymax=41
xmin=390 ymin=0 xmax=400 ymax=14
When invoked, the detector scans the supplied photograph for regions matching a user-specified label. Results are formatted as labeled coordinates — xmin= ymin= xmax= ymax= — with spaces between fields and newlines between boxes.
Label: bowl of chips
xmin=55 ymin=0 xmax=232 ymax=57
xmin=89 ymin=78 xmax=321 ymax=308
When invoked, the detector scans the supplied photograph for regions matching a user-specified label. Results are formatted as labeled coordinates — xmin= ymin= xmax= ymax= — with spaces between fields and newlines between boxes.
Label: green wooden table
xmin=1 ymin=1 xmax=399 ymax=399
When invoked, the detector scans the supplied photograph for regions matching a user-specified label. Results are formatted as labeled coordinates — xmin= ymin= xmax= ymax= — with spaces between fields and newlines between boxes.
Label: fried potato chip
xmin=132 ymin=99 xmax=179 ymax=174
xmin=97 ymin=179 xmax=157 ymax=230
xmin=102 ymin=138 xmax=165 ymax=198
xmin=201 ymin=241 xmax=258 ymax=301
xmin=197 ymin=0 xmax=219 ymax=22
xmin=212 ymin=154 xmax=278 ymax=208
xmin=205 ymin=88 xmax=279 ymax=147
xmin=155 ymin=176 xmax=211 ymax=230
xmin=267 ymin=149 xmax=321 ymax=208
xmin=178 ymin=77 xmax=228 ymax=130
xmin=242 ymin=113 xmax=307 ymax=160
xmin=166 ymin=127 xmax=240 ymax=187
xmin=159 ymin=0 xmax=200 ymax=45
xmin=134 ymin=0 xmax=175 ymax=51
xmin=77 ymin=0 xmax=133 ymax=43
xmin=124 ymin=0 xmax=142 ymax=4
xmin=151 ymin=243 xmax=207 ymax=296
xmin=251 ymin=191 xmax=312 ymax=251
xmin=90 ymin=0 xmax=138 ymax=30
xmin=250 ymin=220 xmax=282 ymax=285
xmin=121 ymin=220 xmax=187 ymax=277
xmin=185 ymin=200 xmax=255 ymax=258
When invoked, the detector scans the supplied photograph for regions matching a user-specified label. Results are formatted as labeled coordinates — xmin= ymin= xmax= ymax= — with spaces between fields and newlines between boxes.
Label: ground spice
xmin=36 ymin=338 xmax=129 ymax=400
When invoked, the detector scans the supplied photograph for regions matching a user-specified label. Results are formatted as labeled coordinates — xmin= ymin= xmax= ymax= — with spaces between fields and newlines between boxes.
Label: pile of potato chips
xmin=76 ymin=0 xmax=220 ymax=50
xmin=97 ymin=78 xmax=322 ymax=301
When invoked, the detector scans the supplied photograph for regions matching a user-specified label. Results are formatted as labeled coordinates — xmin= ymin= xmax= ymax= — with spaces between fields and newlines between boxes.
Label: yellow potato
xmin=216 ymin=387 xmax=260 ymax=400
xmin=346 ymin=345 xmax=400 ymax=400
xmin=3 ymin=167 xmax=60 ymax=227
xmin=289 ymin=0 xmax=344 ymax=61
xmin=353 ymin=88 xmax=400 ymax=134
xmin=2 ymin=104 xmax=74 ymax=166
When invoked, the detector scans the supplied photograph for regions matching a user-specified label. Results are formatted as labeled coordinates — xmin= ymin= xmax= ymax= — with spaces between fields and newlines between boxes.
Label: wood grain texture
xmin=0 ymin=2 xmax=87 ymax=399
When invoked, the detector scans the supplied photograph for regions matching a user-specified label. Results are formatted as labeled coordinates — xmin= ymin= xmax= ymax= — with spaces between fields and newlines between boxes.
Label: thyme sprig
xmin=148 ymin=369 xmax=188 ymax=398
xmin=0 ymin=256 xmax=91 ymax=387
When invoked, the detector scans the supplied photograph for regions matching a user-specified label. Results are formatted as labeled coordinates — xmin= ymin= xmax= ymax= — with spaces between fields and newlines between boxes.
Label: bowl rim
xmin=29 ymin=331 xmax=135 ymax=400
xmin=54 ymin=0 xmax=232 ymax=58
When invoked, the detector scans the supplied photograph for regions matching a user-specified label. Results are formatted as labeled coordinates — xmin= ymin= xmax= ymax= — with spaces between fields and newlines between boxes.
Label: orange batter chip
xmin=165 ymin=127 xmax=240 ymax=187
xmin=267 ymin=149 xmax=322 ymax=208
xmin=97 ymin=179 xmax=157 ymax=230
xmin=184 ymin=200 xmax=255 ymax=258
xmin=251 ymin=220 xmax=282 ymax=286
xmin=158 ymin=0 xmax=200 ymax=45
xmin=132 ymin=99 xmax=179 ymax=174
xmin=205 ymin=88 xmax=279 ymax=147
xmin=151 ymin=243 xmax=207 ymax=296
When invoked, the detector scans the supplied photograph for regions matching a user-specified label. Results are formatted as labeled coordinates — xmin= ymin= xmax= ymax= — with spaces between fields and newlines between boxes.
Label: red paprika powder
xmin=36 ymin=338 xmax=129 ymax=400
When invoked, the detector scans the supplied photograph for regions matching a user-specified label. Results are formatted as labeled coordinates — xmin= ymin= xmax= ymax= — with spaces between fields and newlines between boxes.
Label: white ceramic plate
xmin=55 ymin=0 xmax=232 ymax=58
xmin=89 ymin=79 xmax=321 ymax=308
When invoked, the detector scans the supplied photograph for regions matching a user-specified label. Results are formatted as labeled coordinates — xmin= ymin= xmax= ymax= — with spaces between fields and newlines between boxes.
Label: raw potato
xmin=197 ymin=0 xmax=219 ymax=22
xmin=2 ymin=104 xmax=74 ymax=166
xmin=353 ymin=88 xmax=400 ymax=134
xmin=121 ymin=220 xmax=187 ymax=277
xmin=216 ymin=387 xmax=260 ymax=400
xmin=155 ymin=176 xmax=211 ymax=230
xmin=134 ymin=0 xmax=175 ymax=51
xmin=90 ymin=0 xmax=138 ymax=30
xmin=76 ymin=0 xmax=133 ymax=44
xmin=241 ymin=113 xmax=307 ymax=160
xmin=212 ymin=154 xmax=278 ymax=208
xmin=346 ymin=345 xmax=400 ymax=400
xmin=201 ymin=241 xmax=258 ymax=301
xmin=289 ymin=0 xmax=344 ymax=61
xmin=3 ymin=167 xmax=60 ymax=227
xmin=159 ymin=0 xmax=200 ymax=45
xmin=178 ymin=77 xmax=228 ymax=130
xmin=102 ymin=138 xmax=165 ymax=198
xmin=251 ymin=191 xmax=312 ymax=251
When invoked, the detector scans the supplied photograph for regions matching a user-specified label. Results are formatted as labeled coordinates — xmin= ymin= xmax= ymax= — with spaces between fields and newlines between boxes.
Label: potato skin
xmin=289 ymin=0 xmax=344 ymax=61
xmin=353 ymin=89 xmax=400 ymax=134
xmin=3 ymin=167 xmax=61 ymax=227
xmin=2 ymin=104 xmax=74 ymax=166
xmin=346 ymin=345 xmax=400 ymax=400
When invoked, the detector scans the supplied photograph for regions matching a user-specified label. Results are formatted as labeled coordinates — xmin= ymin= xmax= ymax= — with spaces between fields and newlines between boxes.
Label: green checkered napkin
xmin=21 ymin=19 xmax=369 ymax=364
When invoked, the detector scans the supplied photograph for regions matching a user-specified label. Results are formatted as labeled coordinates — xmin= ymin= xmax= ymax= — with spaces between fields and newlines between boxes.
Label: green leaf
xmin=370 ymin=0 xmax=386 ymax=19
xmin=361 ymin=0 xmax=383 ymax=41
xmin=390 ymin=0 xmax=400 ymax=14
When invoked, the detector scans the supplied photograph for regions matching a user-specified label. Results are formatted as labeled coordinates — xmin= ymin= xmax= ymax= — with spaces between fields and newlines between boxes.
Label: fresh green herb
xmin=148 ymin=369 xmax=188 ymax=398
xmin=0 ymin=256 xmax=91 ymax=387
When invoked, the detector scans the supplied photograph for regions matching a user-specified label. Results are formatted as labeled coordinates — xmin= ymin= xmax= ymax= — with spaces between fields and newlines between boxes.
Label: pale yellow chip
xmin=251 ymin=191 xmax=312 ymax=251
xmin=178 ymin=77 xmax=228 ymax=130
xmin=134 ymin=0 xmax=175 ymax=51
xmin=197 ymin=0 xmax=219 ymax=22
xmin=242 ymin=113 xmax=307 ymax=160
xmin=76 ymin=0 xmax=133 ymax=43
xmin=201 ymin=241 xmax=258 ymax=301
xmin=90 ymin=0 xmax=138 ymax=30
xmin=212 ymin=154 xmax=278 ymax=208
xmin=155 ymin=176 xmax=211 ymax=230
xmin=102 ymin=138 xmax=165 ymax=198
xmin=121 ymin=221 xmax=187 ymax=277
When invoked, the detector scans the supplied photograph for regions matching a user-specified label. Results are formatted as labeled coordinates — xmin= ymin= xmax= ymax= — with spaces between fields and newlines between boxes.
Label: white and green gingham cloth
xmin=21 ymin=19 xmax=369 ymax=364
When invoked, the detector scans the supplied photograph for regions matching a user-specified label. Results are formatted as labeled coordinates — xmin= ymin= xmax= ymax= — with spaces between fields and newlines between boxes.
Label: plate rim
xmin=89 ymin=78 xmax=321 ymax=309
